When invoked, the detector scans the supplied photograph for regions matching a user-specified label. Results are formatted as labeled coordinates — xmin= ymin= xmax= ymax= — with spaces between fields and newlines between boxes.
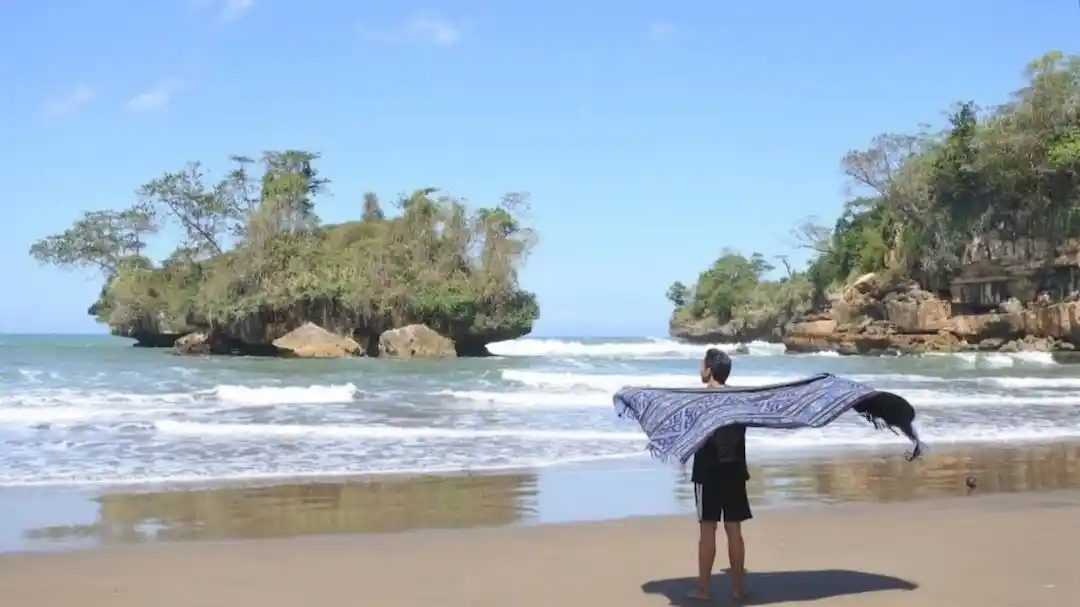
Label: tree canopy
xmin=669 ymin=50 xmax=1080 ymax=327
xmin=30 ymin=150 xmax=539 ymax=347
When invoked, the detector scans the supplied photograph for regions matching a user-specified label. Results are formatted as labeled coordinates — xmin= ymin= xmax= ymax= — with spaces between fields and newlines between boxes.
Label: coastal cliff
xmin=784 ymin=270 xmax=1080 ymax=355
xmin=30 ymin=152 xmax=538 ymax=358
xmin=669 ymin=51 xmax=1080 ymax=356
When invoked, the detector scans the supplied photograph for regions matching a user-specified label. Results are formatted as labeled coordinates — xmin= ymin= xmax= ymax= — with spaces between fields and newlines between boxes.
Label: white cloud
xmin=647 ymin=21 xmax=675 ymax=42
xmin=219 ymin=0 xmax=254 ymax=23
xmin=405 ymin=12 xmax=461 ymax=46
xmin=124 ymin=78 xmax=185 ymax=113
xmin=189 ymin=0 xmax=255 ymax=23
xmin=358 ymin=11 xmax=463 ymax=47
xmin=43 ymin=85 xmax=95 ymax=118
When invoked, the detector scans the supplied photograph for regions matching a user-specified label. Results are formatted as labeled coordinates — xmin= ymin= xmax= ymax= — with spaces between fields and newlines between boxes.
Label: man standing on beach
xmin=689 ymin=348 xmax=750 ymax=602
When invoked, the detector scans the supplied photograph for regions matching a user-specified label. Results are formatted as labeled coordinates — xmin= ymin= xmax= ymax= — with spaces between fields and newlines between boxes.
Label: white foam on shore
xmin=0 ymin=383 xmax=361 ymax=428
xmin=420 ymin=369 xmax=1080 ymax=411
xmin=927 ymin=351 xmax=1057 ymax=367
xmin=982 ymin=376 xmax=1080 ymax=388
xmin=213 ymin=383 xmax=358 ymax=405
xmin=0 ymin=406 xmax=140 ymax=425
xmin=0 ymin=452 xmax=648 ymax=489
xmin=486 ymin=338 xmax=1061 ymax=364
xmin=486 ymin=338 xmax=785 ymax=359
xmin=500 ymin=369 xmax=777 ymax=392
xmin=440 ymin=387 xmax=1080 ymax=409
xmin=497 ymin=369 xmax=1078 ymax=399
xmin=153 ymin=420 xmax=644 ymax=442
xmin=0 ymin=383 xmax=357 ymax=410
xmin=0 ymin=388 xmax=198 ymax=408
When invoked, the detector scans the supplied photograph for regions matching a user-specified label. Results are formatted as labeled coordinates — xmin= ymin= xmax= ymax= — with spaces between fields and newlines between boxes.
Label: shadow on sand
xmin=642 ymin=569 xmax=918 ymax=605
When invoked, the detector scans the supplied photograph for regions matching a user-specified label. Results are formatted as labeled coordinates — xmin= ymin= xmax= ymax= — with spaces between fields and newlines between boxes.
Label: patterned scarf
xmin=613 ymin=373 xmax=925 ymax=465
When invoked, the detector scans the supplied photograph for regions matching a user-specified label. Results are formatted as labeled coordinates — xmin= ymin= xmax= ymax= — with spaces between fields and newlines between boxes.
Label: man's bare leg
xmin=691 ymin=521 xmax=718 ymax=599
xmin=724 ymin=521 xmax=747 ymax=599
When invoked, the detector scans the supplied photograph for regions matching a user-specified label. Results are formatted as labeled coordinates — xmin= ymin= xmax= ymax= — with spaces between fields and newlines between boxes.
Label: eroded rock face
xmin=784 ymin=319 xmax=962 ymax=356
xmin=781 ymin=272 xmax=1080 ymax=355
xmin=378 ymin=324 xmax=456 ymax=358
xmin=106 ymin=311 xmax=193 ymax=348
xmin=883 ymin=292 xmax=951 ymax=333
xmin=173 ymin=330 xmax=217 ymax=355
xmin=782 ymin=317 xmax=841 ymax=354
xmin=669 ymin=310 xmax=791 ymax=344
xmin=98 ymin=286 xmax=529 ymax=358
xmin=217 ymin=301 xmax=358 ymax=347
xmin=272 ymin=322 xmax=362 ymax=358
xmin=171 ymin=328 xmax=281 ymax=356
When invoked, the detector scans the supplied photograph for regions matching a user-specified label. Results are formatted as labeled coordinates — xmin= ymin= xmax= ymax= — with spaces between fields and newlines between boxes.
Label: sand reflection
xmin=24 ymin=473 xmax=536 ymax=546
xmin=675 ymin=441 xmax=1080 ymax=507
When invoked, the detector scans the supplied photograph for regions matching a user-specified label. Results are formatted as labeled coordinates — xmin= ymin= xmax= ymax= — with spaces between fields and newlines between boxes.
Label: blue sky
xmin=1 ymin=1 xmax=1077 ymax=337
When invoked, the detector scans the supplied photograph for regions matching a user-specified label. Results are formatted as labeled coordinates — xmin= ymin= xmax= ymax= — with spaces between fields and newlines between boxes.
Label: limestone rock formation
xmin=94 ymin=306 xmax=193 ymax=348
xmin=782 ymin=271 xmax=1080 ymax=355
xmin=172 ymin=330 xmax=217 ymax=355
xmin=378 ymin=324 xmax=457 ymax=358
xmin=272 ymin=322 xmax=362 ymax=358
xmin=668 ymin=311 xmax=787 ymax=344
xmin=170 ymin=328 xmax=281 ymax=356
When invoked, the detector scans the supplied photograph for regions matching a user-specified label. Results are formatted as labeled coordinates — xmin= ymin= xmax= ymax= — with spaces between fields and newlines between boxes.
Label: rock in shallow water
xmin=378 ymin=324 xmax=456 ymax=358
xmin=273 ymin=322 xmax=362 ymax=358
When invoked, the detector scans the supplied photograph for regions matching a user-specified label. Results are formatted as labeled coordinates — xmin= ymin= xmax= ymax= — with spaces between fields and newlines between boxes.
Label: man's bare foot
xmin=731 ymin=589 xmax=750 ymax=603
xmin=684 ymin=587 xmax=711 ymax=601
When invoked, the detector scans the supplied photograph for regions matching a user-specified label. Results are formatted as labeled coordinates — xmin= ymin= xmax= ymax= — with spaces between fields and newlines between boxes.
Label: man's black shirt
xmin=691 ymin=424 xmax=749 ymax=484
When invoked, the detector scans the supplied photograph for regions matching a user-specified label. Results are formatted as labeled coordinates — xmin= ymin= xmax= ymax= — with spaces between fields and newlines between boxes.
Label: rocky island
xmin=668 ymin=51 xmax=1080 ymax=356
xmin=29 ymin=150 xmax=539 ymax=358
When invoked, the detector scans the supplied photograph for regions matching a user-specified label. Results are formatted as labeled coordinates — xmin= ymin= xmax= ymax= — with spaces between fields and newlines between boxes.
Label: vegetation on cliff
xmin=668 ymin=50 xmax=1080 ymax=339
xmin=666 ymin=251 xmax=814 ymax=341
xmin=29 ymin=150 xmax=539 ymax=352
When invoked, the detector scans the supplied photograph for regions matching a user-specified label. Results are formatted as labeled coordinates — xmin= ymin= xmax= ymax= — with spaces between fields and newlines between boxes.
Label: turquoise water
xmin=2 ymin=334 xmax=1080 ymax=487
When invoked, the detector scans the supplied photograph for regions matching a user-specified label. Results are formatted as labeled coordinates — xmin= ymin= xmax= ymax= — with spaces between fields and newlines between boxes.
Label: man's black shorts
xmin=694 ymin=475 xmax=752 ymax=523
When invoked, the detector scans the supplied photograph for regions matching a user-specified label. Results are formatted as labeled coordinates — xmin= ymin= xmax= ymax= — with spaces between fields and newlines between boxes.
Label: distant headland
xmin=668 ymin=51 xmax=1080 ymax=359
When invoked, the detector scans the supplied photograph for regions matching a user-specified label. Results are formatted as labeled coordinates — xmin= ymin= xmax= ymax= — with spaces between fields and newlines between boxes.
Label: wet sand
xmin=1 ymin=489 xmax=1076 ymax=606
xmin=4 ymin=439 xmax=1079 ymax=552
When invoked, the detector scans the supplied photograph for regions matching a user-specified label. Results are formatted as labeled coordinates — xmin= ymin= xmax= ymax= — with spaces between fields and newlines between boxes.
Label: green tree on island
xmin=670 ymin=50 xmax=1080 ymax=340
xmin=29 ymin=150 xmax=540 ymax=356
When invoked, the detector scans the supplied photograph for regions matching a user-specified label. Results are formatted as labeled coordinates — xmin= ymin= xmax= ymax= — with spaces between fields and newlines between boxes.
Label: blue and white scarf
xmin=613 ymin=373 xmax=925 ymax=464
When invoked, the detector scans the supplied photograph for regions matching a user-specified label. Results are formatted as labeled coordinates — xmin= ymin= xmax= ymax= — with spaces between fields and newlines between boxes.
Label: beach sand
xmin=1 ymin=489 xmax=1076 ymax=606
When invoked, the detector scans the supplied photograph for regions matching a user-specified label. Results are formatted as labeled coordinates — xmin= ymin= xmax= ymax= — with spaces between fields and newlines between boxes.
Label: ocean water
xmin=1 ymin=334 xmax=1078 ymax=488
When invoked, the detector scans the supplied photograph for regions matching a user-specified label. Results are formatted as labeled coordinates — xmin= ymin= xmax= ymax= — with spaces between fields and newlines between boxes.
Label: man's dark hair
xmin=704 ymin=348 xmax=732 ymax=384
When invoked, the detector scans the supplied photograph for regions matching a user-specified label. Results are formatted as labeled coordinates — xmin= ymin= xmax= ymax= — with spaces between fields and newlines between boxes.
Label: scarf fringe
xmin=854 ymin=401 xmax=927 ymax=462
